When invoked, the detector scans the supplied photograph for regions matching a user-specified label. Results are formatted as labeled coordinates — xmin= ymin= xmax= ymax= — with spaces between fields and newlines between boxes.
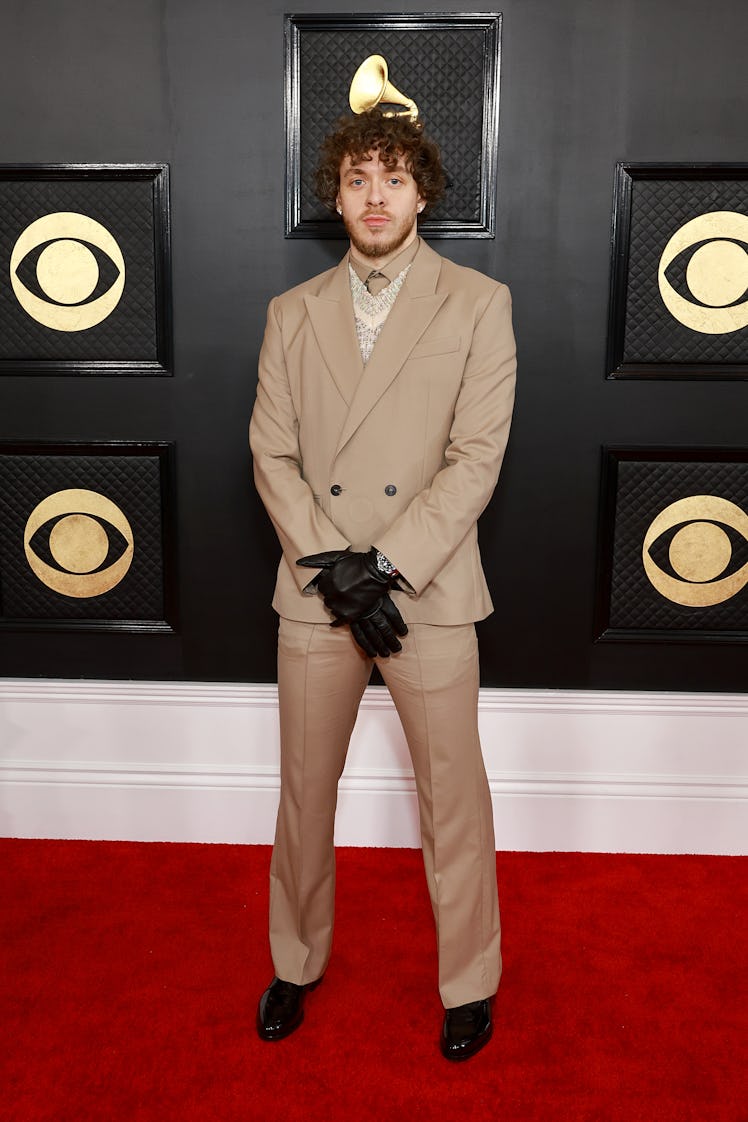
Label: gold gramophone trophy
xmin=348 ymin=54 xmax=418 ymax=121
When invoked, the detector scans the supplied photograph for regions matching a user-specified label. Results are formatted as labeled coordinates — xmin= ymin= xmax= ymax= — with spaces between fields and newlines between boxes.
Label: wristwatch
xmin=374 ymin=549 xmax=399 ymax=577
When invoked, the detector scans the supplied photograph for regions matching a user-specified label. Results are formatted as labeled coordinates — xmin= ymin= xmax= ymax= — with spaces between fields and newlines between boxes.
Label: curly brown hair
xmin=314 ymin=109 xmax=446 ymax=215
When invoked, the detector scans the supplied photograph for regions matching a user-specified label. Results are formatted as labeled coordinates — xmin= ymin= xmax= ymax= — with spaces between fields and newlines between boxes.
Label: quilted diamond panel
xmin=603 ymin=454 xmax=748 ymax=637
xmin=0 ymin=166 xmax=171 ymax=373
xmin=0 ymin=445 xmax=173 ymax=629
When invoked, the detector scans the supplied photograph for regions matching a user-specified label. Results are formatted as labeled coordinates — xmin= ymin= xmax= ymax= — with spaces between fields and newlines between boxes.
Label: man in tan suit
xmin=250 ymin=109 xmax=516 ymax=1061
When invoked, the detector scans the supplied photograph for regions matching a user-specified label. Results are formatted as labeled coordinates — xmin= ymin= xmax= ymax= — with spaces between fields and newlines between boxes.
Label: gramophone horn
xmin=349 ymin=54 xmax=418 ymax=121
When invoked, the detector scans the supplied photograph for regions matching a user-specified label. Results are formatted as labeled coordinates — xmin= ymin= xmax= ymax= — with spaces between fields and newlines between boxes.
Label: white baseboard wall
xmin=1 ymin=679 xmax=746 ymax=854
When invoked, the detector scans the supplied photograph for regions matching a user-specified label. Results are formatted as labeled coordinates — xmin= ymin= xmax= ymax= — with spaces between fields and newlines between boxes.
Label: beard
xmin=343 ymin=208 xmax=418 ymax=261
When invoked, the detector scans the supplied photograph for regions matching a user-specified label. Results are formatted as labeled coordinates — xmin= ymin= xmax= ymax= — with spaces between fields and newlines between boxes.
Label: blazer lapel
xmin=335 ymin=241 xmax=446 ymax=455
xmin=304 ymin=259 xmax=363 ymax=406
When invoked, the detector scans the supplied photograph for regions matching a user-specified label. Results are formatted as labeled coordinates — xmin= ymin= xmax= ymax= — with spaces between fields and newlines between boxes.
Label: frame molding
xmin=606 ymin=162 xmax=748 ymax=380
xmin=0 ymin=440 xmax=178 ymax=633
xmin=284 ymin=12 xmax=502 ymax=239
xmin=595 ymin=445 xmax=748 ymax=644
xmin=0 ymin=163 xmax=173 ymax=377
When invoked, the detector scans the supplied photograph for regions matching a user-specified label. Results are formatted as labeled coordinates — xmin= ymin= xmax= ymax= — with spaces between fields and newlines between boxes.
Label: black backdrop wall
xmin=1 ymin=0 xmax=747 ymax=690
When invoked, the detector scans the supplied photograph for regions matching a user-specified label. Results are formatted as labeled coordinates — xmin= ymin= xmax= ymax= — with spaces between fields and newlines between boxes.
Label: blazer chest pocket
xmin=409 ymin=335 xmax=461 ymax=361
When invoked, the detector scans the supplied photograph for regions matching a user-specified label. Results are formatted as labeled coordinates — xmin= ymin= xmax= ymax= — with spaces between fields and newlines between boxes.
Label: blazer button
xmin=384 ymin=484 xmax=397 ymax=496
xmin=330 ymin=484 xmax=342 ymax=496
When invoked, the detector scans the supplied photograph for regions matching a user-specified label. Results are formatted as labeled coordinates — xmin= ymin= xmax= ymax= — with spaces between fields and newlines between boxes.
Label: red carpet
xmin=2 ymin=841 xmax=746 ymax=1121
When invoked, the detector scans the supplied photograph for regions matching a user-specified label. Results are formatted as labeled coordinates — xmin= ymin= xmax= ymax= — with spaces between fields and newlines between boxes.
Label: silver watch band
xmin=375 ymin=549 xmax=398 ymax=577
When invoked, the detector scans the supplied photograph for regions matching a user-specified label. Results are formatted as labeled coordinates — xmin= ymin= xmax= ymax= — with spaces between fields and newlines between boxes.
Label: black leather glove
xmin=296 ymin=548 xmax=407 ymax=657
xmin=348 ymin=596 xmax=408 ymax=658
xmin=297 ymin=547 xmax=393 ymax=620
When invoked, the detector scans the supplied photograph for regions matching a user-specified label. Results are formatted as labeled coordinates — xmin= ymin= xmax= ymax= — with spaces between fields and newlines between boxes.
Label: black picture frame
xmin=284 ymin=12 xmax=502 ymax=239
xmin=594 ymin=446 xmax=748 ymax=644
xmin=0 ymin=441 xmax=178 ymax=633
xmin=606 ymin=163 xmax=748 ymax=379
xmin=0 ymin=164 xmax=172 ymax=376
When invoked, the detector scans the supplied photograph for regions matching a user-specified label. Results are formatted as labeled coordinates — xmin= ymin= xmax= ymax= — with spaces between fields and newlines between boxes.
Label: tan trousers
xmin=269 ymin=617 xmax=501 ymax=1009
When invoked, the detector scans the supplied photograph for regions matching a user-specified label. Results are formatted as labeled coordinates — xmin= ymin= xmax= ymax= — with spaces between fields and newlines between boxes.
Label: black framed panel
xmin=595 ymin=447 xmax=748 ymax=643
xmin=0 ymin=164 xmax=172 ymax=376
xmin=285 ymin=12 xmax=502 ymax=239
xmin=0 ymin=442 xmax=177 ymax=632
xmin=607 ymin=163 xmax=748 ymax=379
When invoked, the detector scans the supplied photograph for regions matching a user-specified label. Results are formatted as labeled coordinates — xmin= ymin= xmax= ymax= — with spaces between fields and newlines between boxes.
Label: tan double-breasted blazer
xmin=249 ymin=239 xmax=517 ymax=625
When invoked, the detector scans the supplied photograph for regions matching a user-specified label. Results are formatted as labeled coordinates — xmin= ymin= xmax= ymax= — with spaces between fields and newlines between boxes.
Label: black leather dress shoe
xmin=440 ymin=998 xmax=493 ymax=1061
xmin=256 ymin=976 xmax=323 ymax=1041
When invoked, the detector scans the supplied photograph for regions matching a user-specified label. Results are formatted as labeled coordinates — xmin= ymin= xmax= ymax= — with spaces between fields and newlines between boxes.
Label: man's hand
xmin=297 ymin=548 xmax=391 ymax=621
xmin=296 ymin=548 xmax=407 ymax=656
xmin=345 ymin=596 xmax=408 ymax=658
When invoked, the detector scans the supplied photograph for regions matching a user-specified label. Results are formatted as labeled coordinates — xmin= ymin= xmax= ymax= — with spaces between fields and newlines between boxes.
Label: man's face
xmin=336 ymin=148 xmax=425 ymax=265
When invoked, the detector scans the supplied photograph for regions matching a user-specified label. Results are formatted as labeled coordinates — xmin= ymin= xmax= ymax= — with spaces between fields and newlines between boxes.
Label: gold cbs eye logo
xmin=10 ymin=212 xmax=125 ymax=331
xmin=642 ymin=495 xmax=748 ymax=607
xmin=658 ymin=211 xmax=748 ymax=334
xmin=24 ymin=489 xmax=134 ymax=598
